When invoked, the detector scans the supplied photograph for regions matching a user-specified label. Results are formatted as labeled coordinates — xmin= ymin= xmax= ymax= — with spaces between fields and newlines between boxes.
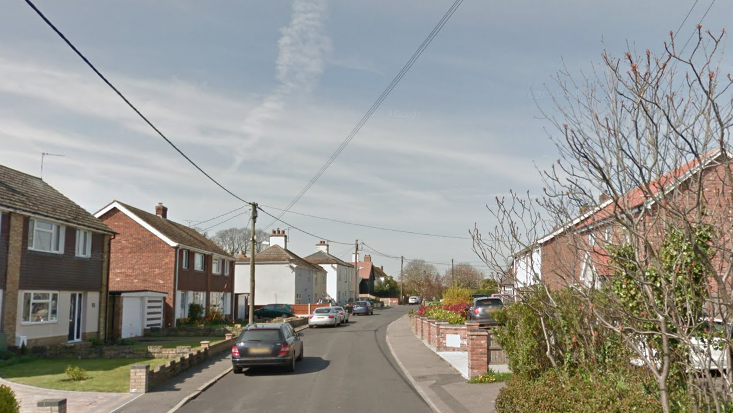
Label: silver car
xmin=332 ymin=306 xmax=349 ymax=323
xmin=308 ymin=307 xmax=340 ymax=328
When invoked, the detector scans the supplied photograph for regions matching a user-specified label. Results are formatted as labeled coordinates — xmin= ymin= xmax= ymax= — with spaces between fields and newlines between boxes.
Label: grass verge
xmin=0 ymin=358 xmax=169 ymax=392
xmin=131 ymin=336 xmax=224 ymax=350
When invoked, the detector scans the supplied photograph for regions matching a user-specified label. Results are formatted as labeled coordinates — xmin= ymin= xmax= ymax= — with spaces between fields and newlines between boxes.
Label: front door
xmin=68 ymin=293 xmax=83 ymax=342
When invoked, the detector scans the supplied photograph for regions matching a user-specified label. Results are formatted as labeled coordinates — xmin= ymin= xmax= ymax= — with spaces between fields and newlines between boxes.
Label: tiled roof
xmin=254 ymin=245 xmax=326 ymax=273
xmin=113 ymin=201 xmax=232 ymax=257
xmin=303 ymin=251 xmax=354 ymax=267
xmin=0 ymin=164 xmax=113 ymax=233
xmin=374 ymin=265 xmax=389 ymax=279
xmin=358 ymin=261 xmax=373 ymax=280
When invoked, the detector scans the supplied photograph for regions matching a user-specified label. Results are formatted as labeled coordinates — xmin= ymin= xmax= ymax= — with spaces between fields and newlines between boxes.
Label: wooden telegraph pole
xmin=248 ymin=203 xmax=257 ymax=325
xmin=353 ymin=239 xmax=358 ymax=302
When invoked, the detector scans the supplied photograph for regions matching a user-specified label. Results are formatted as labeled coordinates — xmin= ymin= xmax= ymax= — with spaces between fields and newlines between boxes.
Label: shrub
xmin=188 ymin=303 xmax=204 ymax=324
xmin=442 ymin=286 xmax=473 ymax=305
xmin=115 ymin=338 xmax=136 ymax=346
xmin=0 ymin=385 xmax=20 ymax=413
xmin=495 ymin=368 xmax=663 ymax=413
xmin=424 ymin=307 xmax=466 ymax=324
xmin=205 ymin=308 xmax=224 ymax=324
xmin=65 ymin=365 xmax=88 ymax=381
xmin=88 ymin=338 xmax=104 ymax=346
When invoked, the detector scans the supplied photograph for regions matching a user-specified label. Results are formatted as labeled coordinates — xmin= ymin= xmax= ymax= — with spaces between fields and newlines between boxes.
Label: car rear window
xmin=475 ymin=298 xmax=504 ymax=308
xmin=355 ymin=301 xmax=367 ymax=305
xmin=241 ymin=329 xmax=282 ymax=341
xmin=314 ymin=308 xmax=333 ymax=314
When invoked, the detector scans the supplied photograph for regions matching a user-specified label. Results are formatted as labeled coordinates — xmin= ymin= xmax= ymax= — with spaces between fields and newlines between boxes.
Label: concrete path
xmin=386 ymin=314 xmax=504 ymax=413
xmin=0 ymin=377 xmax=141 ymax=413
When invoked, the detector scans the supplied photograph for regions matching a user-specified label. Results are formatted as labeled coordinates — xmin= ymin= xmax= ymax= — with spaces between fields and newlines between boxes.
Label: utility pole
xmin=353 ymin=239 xmax=358 ymax=302
xmin=400 ymin=256 xmax=404 ymax=304
xmin=248 ymin=203 xmax=258 ymax=325
xmin=451 ymin=258 xmax=454 ymax=287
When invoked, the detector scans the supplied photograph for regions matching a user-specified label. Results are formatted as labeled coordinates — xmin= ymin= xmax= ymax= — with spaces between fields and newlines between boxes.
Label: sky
xmin=1 ymin=0 xmax=730 ymax=278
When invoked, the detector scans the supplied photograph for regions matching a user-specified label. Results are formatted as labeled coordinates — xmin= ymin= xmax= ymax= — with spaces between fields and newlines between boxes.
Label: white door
xmin=121 ymin=297 xmax=142 ymax=338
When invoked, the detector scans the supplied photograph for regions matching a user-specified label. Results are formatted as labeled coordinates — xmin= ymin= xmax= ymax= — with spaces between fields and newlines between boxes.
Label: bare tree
xmin=403 ymin=260 xmax=444 ymax=300
xmin=473 ymin=28 xmax=733 ymax=413
xmin=211 ymin=228 xmax=269 ymax=256
xmin=445 ymin=263 xmax=484 ymax=289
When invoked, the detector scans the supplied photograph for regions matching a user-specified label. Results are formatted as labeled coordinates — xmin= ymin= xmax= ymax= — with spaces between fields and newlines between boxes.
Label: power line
xmin=263 ymin=0 xmax=464 ymax=230
xmin=672 ymin=0 xmax=700 ymax=41
xmin=680 ymin=0 xmax=717 ymax=51
xmin=25 ymin=0 xmax=252 ymax=206
xmin=257 ymin=206 xmax=352 ymax=246
xmin=260 ymin=203 xmax=471 ymax=240
xmin=201 ymin=212 xmax=248 ymax=232
xmin=190 ymin=204 xmax=249 ymax=227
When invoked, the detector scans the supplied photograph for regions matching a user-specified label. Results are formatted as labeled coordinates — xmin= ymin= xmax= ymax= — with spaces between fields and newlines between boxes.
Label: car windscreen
xmin=475 ymin=299 xmax=503 ymax=308
xmin=314 ymin=308 xmax=333 ymax=314
xmin=241 ymin=329 xmax=282 ymax=341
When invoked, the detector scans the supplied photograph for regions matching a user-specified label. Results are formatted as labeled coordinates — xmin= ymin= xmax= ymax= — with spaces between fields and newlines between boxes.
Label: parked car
xmin=317 ymin=298 xmax=336 ymax=305
xmin=253 ymin=304 xmax=295 ymax=319
xmin=231 ymin=322 xmax=303 ymax=373
xmin=690 ymin=319 xmax=732 ymax=371
xmin=352 ymin=300 xmax=373 ymax=315
xmin=332 ymin=306 xmax=349 ymax=323
xmin=309 ymin=307 xmax=341 ymax=328
xmin=467 ymin=297 xmax=505 ymax=325
xmin=408 ymin=296 xmax=421 ymax=305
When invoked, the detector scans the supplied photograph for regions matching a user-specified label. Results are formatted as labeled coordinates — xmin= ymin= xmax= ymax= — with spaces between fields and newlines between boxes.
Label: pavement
xmin=4 ymin=311 xmax=505 ymax=413
xmin=386 ymin=314 xmax=505 ymax=413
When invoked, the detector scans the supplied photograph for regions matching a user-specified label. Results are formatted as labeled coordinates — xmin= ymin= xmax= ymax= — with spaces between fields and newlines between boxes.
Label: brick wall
xmin=100 ymin=209 xmax=176 ymax=325
xmin=3 ymin=213 xmax=23 ymax=346
xmin=0 ymin=212 xmax=9 ymax=289
xmin=467 ymin=329 xmax=489 ymax=379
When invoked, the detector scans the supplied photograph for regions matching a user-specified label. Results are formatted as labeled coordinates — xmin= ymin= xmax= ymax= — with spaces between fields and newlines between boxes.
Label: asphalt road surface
xmin=176 ymin=306 xmax=431 ymax=413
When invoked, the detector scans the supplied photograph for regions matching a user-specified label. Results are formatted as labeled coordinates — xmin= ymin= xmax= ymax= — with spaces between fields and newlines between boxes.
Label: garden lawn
xmin=131 ymin=336 xmax=225 ymax=350
xmin=0 ymin=358 xmax=169 ymax=392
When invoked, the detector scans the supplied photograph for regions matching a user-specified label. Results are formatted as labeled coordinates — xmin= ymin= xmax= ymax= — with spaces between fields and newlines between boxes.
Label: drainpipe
xmin=173 ymin=247 xmax=179 ymax=327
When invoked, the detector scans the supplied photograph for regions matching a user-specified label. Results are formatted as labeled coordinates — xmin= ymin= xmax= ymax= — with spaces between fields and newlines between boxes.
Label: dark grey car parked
xmin=231 ymin=322 xmax=304 ymax=373
xmin=467 ymin=297 xmax=505 ymax=325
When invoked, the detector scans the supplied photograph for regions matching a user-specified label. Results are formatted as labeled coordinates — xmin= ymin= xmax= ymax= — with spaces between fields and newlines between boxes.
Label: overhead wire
xmin=262 ymin=0 xmax=464 ymax=230
xmin=259 ymin=203 xmax=471 ymax=240
xmin=24 ymin=0 xmax=252 ymax=206
xmin=680 ymin=0 xmax=717 ymax=51
xmin=190 ymin=204 xmax=249 ymax=227
xmin=257 ymin=206 xmax=352 ymax=246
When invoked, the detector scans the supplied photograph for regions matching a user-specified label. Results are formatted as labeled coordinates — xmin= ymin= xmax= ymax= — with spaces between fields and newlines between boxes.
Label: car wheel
xmin=232 ymin=367 xmax=243 ymax=374
xmin=297 ymin=345 xmax=304 ymax=361
xmin=287 ymin=356 xmax=296 ymax=372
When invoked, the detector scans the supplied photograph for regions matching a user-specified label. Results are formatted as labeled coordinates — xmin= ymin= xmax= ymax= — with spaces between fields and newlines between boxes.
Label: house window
xmin=212 ymin=258 xmax=221 ymax=275
xmin=210 ymin=292 xmax=223 ymax=310
xmin=588 ymin=231 xmax=596 ymax=247
xmin=222 ymin=293 xmax=231 ymax=315
xmin=604 ymin=226 xmax=612 ymax=242
xmin=194 ymin=253 xmax=205 ymax=271
xmin=182 ymin=250 xmax=189 ymax=269
xmin=179 ymin=291 xmax=189 ymax=318
xmin=224 ymin=261 xmax=230 ymax=276
xmin=22 ymin=292 xmax=58 ymax=323
xmin=75 ymin=229 xmax=92 ymax=257
xmin=28 ymin=219 xmax=64 ymax=253
xmin=192 ymin=292 xmax=204 ymax=305
xmin=295 ymin=293 xmax=302 ymax=304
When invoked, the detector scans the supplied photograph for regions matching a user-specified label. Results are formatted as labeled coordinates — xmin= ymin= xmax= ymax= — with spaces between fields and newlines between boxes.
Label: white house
xmin=234 ymin=229 xmax=326 ymax=318
xmin=304 ymin=241 xmax=355 ymax=305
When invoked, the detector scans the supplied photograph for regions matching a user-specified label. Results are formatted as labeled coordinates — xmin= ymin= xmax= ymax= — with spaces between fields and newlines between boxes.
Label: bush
xmin=442 ymin=286 xmax=473 ymax=305
xmin=188 ymin=303 xmax=204 ymax=324
xmin=114 ymin=338 xmax=136 ymax=346
xmin=495 ymin=368 xmax=663 ymax=413
xmin=88 ymin=338 xmax=104 ymax=346
xmin=65 ymin=365 xmax=88 ymax=381
xmin=0 ymin=385 xmax=20 ymax=413
xmin=205 ymin=308 xmax=224 ymax=324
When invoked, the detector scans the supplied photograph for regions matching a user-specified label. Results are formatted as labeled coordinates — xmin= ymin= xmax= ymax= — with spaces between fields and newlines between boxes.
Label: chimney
xmin=155 ymin=203 xmax=168 ymax=219
xmin=364 ymin=255 xmax=371 ymax=262
xmin=270 ymin=228 xmax=287 ymax=249
xmin=599 ymin=192 xmax=610 ymax=204
xmin=316 ymin=240 xmax=329 ymax=254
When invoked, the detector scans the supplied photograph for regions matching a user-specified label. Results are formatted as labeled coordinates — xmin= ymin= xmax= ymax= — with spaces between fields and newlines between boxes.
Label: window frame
xmin=194 ymin=253 xmax=205 ymax=272
xmin=224 ymin=260 xmax=230 ymax=276
xmin=182 ymin=250 xmax=190 ymax=270
xmin=22 ymin=291 xmax=59 ymax=324
xmin=75 ymin=229 xmax=92 ymax=258
xmin=28 ymin=219 xmax=65 ymax=254
xmin=212 ymin=258 xmax=221 ymax=275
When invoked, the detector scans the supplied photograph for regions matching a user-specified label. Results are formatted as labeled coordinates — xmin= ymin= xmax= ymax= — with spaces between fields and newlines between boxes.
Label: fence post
xmin=130 ymin=364 xmax=150 ymax=393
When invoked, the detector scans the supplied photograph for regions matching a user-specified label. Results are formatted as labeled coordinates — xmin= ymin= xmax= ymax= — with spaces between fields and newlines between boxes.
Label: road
xmin=176 ymin=306 xmax=431 ymax=413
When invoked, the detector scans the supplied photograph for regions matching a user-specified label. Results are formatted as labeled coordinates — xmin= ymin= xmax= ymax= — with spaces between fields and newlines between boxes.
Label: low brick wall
xmin=438 ymin=323 xmax=468 ymax=351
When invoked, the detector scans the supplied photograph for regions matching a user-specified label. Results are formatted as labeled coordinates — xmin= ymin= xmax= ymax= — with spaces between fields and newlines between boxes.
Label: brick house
xmin=515 ymin=148 xmax=733 ymax=296
xmin=95 ymin=201 xmax=235 ymax=329
xmin=356 ymin=254 xmax=378 ymax=297
xmin=0 ymin=164 xmax=115 ymax=347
